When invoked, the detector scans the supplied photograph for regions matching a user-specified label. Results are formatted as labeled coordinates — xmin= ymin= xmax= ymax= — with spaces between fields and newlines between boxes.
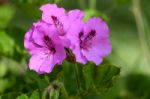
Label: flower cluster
xmin=24 ymin=4 xmax=112 ymax=74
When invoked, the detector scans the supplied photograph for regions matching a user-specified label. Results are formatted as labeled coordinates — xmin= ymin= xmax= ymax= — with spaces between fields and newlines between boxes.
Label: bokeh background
xmin=0 ymin=0 xmax=150 ymax=99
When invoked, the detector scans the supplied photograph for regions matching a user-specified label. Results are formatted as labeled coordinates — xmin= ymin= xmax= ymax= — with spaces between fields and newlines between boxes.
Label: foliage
xmin=0 ymin=59 xmax=120 ymax=99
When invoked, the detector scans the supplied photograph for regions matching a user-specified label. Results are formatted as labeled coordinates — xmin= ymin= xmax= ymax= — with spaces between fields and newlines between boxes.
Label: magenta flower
xmin=24 ymin=21 xmax=66 ymax=74
xmin=40 ymin=4 xmax=84 ymax=47
xmin=40 ymin=4 xmax=84 ymax=35
xmin=67 ymin=9 xmax=84 ymax=25
xmin=40 ymin=4 xmax=70 ymax=47
xmin=40 ymin=4 xmax=67 ymax=36
xmin=24 ymin=3 xmax=112 ymax=74
xmin=68 ymin=17 xmax=112 ymax=65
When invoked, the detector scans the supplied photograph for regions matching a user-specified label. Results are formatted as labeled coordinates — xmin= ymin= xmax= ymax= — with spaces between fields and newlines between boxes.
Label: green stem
xmin=59 ymin=82 xmax=69 ymax=99
xmin=78 ymin=0 xmax=86 ymax=9
xmin=74 ymin=63 xmax=81 ymax=92
xmin=42 ymin=81 xmax=69 ymax=99
xmin=89 ymin=0 xmax=96 ymax=10
xmin=132 ymin=0 xmax=150 ymax=74
xmin=42 ymin=88 xmax=48 ymax=99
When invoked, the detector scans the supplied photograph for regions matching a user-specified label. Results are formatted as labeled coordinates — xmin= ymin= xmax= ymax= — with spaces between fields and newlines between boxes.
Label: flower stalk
xmin=132 ymin=0 xmax=150 ymax=74
xmin=89 ymin=0 xmax=96 ymax=10
xmin=74 ymin=63 xmax=81 ymax=92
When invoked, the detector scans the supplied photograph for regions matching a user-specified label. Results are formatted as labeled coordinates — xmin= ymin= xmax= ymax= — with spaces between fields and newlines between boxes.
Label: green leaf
xmin=59 ymin=61 xmax=78 ymax=95
xmin=0 ymin=30 xmax=14 ymax=55
xmin=82 ymin=63 xmax=95 ymax=90
xmin=17 ymin=94 xmax=28 ymax=99
xmin=94 ymin=62 xmax=120 ymax=93
xmin=0 ymin=62 xmax=8 ymax=78
xmin=126 ymin=74 xmax=150 ymax=99
xmin=29 ymin=90 xmax=40 ymax=99
xmin=59 ymin=60 xmax=120 ymax=97
xmin=0 ymin=79 xmax=10 ymax=93
xmin=0 ymin=92 xmax=20 ymax=99
xmin=0 ymin=5 xmax=15 ymax=29
xmin=83 ymin=9 xmax=109 ymax=22
xmin=80 ymin=60 xmax=120 ymax=96
xmin=114 ymin=0 xmax=130 ymax=6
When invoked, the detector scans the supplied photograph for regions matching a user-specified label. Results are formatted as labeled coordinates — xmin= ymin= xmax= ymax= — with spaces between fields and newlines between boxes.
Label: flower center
xmin=43 ymin=35 xmax=56 ymax=54
xmin=79 ymin=30 xmax=96 ymax=50
xmin=51 ymin=16 xmax=65 ymax=36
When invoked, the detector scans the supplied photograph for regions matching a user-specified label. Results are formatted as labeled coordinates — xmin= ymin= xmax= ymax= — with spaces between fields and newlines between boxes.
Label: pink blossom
xmin=24 ymin=21 xmax=66 ymax=74
xmin=40 ymin=4 xmax=67 ymax=36
xmin=40 ymin=4 xmax=84 ymax=47
xmin=67 ymin=9 xmax=84 ymax=25
xmin=24 ymin=3 xmax=112 ymax=74
xmin=68 ymin=17 xmax=112 ymax=65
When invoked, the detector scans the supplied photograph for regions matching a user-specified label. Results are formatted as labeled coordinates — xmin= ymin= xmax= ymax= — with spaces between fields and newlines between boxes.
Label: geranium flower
xmin=24 ymin=21 xmax=66 ymax=74
xmin=24 ymin=3 xmax=112 ymax=74
xmin=68 ymin=17 xmax=112 ymax=65
xmin=40 ymin=4 xmax=84 ymax=47
xmin=40 ymin=4 xmax=67 ymax=36
xmin=67 ymin=9 xmax=84 ymax=25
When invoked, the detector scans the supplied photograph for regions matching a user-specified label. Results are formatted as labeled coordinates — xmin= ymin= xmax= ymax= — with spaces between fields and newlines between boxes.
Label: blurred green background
xmin=0 ymin=0 xmax=150 ymax=99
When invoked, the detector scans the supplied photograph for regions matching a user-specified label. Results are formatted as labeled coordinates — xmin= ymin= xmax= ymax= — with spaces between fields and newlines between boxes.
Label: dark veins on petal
xmin=85 ymin=30 xmax=96 ymax=40
xmin=29 ymin=27 xmax=43 ymax=48
xmin=79 ymin=30 xmax=96 ymax=50
xmin=79 ymin=31 xmax=86 ymax=49
xmin=43 ymin=35 xmax=56 ymax=54
xmin=79 ymin=31 xmax=83 ymax=38
xmin=51 ymin=16 xmax=65 ymax=36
